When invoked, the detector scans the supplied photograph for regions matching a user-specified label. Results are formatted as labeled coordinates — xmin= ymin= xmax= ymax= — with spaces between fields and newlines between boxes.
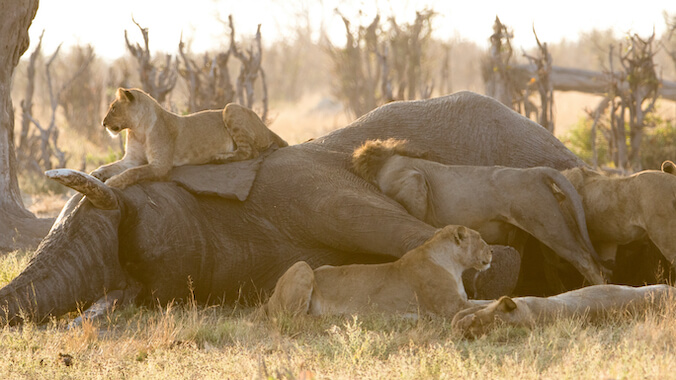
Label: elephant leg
xmin=541 ymin=244 xmax=571 ymax=295
xmin=309 ymin=190 xmax=438 ymax=259
xmin=594 ymin=241 xmax=619 ymax=269
xmin=264 ymin=261 xmax=314 ymax=317
xmin=464 ymin=245 xmax=521 ymax=300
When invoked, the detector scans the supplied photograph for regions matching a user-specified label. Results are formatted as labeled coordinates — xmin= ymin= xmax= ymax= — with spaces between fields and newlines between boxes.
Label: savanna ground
xmin=2 ymin=249 xmax=676 ymax=379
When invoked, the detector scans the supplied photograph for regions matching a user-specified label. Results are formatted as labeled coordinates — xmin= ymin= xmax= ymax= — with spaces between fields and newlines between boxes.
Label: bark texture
xmin=0 ymin=0 xmax=53 ymax=253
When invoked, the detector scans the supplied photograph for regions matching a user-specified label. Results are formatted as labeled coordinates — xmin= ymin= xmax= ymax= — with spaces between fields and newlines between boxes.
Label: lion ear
xmin=117 ymin=88 xmax=135 ymax=102
xmin=497 ymin=296 xmax=517 ymax=312
xmin=454 ymin=226 xmax=468 ymax=246
xmin=661 ymin=160 xmax=675 ymax=175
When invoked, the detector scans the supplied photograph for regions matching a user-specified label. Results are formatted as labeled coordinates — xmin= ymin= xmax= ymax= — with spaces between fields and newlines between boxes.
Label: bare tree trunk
xmin=0 ymin=0 xmax=53 ymax=253
xmin=484 ymin=17 xmax=515 ymax=107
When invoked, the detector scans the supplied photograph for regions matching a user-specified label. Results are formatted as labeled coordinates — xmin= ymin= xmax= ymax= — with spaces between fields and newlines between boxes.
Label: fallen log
xmin=513 ymin=64 xmax=676 ymax=101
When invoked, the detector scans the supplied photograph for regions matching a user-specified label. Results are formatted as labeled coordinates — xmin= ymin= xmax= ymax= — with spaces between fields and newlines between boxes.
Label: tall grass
xmin=1 ymin=250 xmax=676 ymax=379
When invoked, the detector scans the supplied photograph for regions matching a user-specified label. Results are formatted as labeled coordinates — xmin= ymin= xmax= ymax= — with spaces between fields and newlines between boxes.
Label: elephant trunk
xmin=0 ymin=196 xmax=126 ymax=324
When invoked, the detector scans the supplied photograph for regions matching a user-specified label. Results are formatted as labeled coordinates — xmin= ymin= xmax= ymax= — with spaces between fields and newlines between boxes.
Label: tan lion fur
xmin=352 ymin=139 xmax=605 ymax=285
xmin=451 ymin=284 xmax=674 ymax=338
xmin=264 ymin=225 xmax=492 ymax=317
xmin=562 ymin=165 xmax=676 ymax=265
xmin=91 ymin=88 xmax=287 ymax=189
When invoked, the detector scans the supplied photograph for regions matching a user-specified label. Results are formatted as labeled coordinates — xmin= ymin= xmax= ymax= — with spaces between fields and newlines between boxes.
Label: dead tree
xmin=619 ymin=33 xmax=659 ymax=171
xmin=229 ymin=15 xmax=268 ymax=121
xmin=22 ymin=42 xmax=92 ymax=172
xmin=326 ymin=13 xmax=379 ymax=117
xmin=388 ymin=10 xmax=435 ymax=100
xmin=0 ymin=0 xmax=53 ymax=252
xmin=18 ymin=29 xmax=43 ymax=157
xmin=523 ymin=26 xmax=554 ymax=133
xmin=663 ymin=12 xmax=676 ymax=73
xmin=57 ymin=44 xmax=102 ymax=143
xmin=440 ymin=43 xmax=452 ymax=95
xmin=483 ymin=16 xmax=519 ymax=107
xmin=327 ymin=10 xmax=435 ymax=118
xmin=178 ymin=35 xmax=236 ymax=113
xmin=586 ymin=35 xmax=659 ymax=172
xmin=509 ymin=65 xmax=676 ymax=100
xmin=125 ymin=18 xmax=177 ymax=104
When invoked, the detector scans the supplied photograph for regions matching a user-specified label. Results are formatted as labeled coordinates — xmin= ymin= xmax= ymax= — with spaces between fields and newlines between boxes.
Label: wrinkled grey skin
xmin=463 ymin=245 xmax=522 ymax=300
xmin=0 ymin=92 xmax=586 ymax=324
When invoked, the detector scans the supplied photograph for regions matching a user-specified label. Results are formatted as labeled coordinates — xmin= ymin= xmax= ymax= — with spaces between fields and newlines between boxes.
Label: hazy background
xmin=30 ymin=0 xmax=673 ymax=59
xmin=11 ymin=1 xmax=676 ymax=215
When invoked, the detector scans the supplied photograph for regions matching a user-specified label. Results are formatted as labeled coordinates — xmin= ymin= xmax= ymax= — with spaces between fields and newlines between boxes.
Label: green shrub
xmin=563 ymin=115 xmax=675 ymax=170
xmin=640 ymin=122 xmax=676 ymax=170
xmin=561 ymin=117 xmax=611 ymax=166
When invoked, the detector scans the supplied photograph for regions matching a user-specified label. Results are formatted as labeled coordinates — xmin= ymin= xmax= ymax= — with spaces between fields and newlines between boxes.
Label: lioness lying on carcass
xmin=263 ymin=225 xmax=492 ymax=317
xmin=351 ymin=138 xmax=605 ymax=285
xmin=451 ymin=284 xmax=674 ymax=338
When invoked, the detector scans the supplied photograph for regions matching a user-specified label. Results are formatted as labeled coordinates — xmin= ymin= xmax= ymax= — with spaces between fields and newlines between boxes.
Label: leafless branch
xmin=125 ymin=17 xmax=177 ymax=103
xmin=229 ymin=15 xmax=268 ymax=121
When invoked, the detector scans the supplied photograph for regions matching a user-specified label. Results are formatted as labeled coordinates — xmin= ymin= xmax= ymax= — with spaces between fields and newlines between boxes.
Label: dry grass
xmin=1 ymin=250 xmax=676 ymax=379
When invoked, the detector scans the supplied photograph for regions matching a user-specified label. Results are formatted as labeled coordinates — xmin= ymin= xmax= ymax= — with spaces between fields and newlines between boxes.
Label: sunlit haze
xmin=29 ymin=0 xmax=675 ymax=60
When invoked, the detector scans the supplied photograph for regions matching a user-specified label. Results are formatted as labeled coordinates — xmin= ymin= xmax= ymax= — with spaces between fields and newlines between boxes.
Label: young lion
xmin=91 ymin=88 xmax=288 ymax=189
xmin=264 ymin=225 xmax=493 ymax=317
xmin=451 ymin=284 xmax=674 ymax=338
xmin=351 ymin=138 xmax=605 ymax=286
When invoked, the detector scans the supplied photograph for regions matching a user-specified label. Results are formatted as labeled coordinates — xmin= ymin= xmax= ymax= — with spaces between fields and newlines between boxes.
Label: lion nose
xmin=481 ymin=259 xmax=490 ymax=266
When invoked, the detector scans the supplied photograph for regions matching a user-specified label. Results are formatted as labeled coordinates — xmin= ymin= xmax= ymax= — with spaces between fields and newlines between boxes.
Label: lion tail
xmin=352 ymin=138 xmax=421 ymax=183
xmin=546 ymin=170 xmax=605 ymax=267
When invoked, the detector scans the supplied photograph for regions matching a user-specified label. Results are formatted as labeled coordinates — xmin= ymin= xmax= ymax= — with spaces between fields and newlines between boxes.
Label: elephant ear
xmin=170 ymin=156 xmax=263 ymax=201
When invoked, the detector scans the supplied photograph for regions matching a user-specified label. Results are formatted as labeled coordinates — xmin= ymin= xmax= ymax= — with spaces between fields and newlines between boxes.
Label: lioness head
xmin=451 ymin=296 xmax=527 ymax=338
xmin=102 ymin=88 xmax=152 ymax=136
xmin=431 ymin=225 xmax=492 ymax=272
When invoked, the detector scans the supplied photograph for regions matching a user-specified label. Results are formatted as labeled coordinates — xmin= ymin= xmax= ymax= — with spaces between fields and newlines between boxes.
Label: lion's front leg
xmin=105 ymin=128 xmax=175 ymax=189
xmin=91 ymin=134 xmax=147 ymax=182
xmin=90 ymin=161 xmax=128 ymax=182
xmin=104 ymin=163 xmax=171 ymax=189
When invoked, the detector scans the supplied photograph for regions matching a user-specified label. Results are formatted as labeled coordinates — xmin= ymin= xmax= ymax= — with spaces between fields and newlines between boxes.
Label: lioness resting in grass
xmin=561 ymin=163 xmax=676 ymax=267
xmin=264 ymin=225 xmax=492 ymax=317
xmin=91 ymin=88 xmax=288 ymax=189
xmin=351 ymin=138 xmax=605 ymax=285
xmin=451 ymin=284 xmax=674 ymax=338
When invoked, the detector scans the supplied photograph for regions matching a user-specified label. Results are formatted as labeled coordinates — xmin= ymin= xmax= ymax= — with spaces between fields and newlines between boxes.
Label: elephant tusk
xmin=45 ymin=169 xmax=119 ymax=210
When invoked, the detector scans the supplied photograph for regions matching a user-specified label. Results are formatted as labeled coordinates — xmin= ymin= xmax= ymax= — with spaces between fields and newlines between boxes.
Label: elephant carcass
xmin=312 ymin=91 xmax=586 ymax=170
xmin=0 ymin=91 xmax=587 ymax=323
